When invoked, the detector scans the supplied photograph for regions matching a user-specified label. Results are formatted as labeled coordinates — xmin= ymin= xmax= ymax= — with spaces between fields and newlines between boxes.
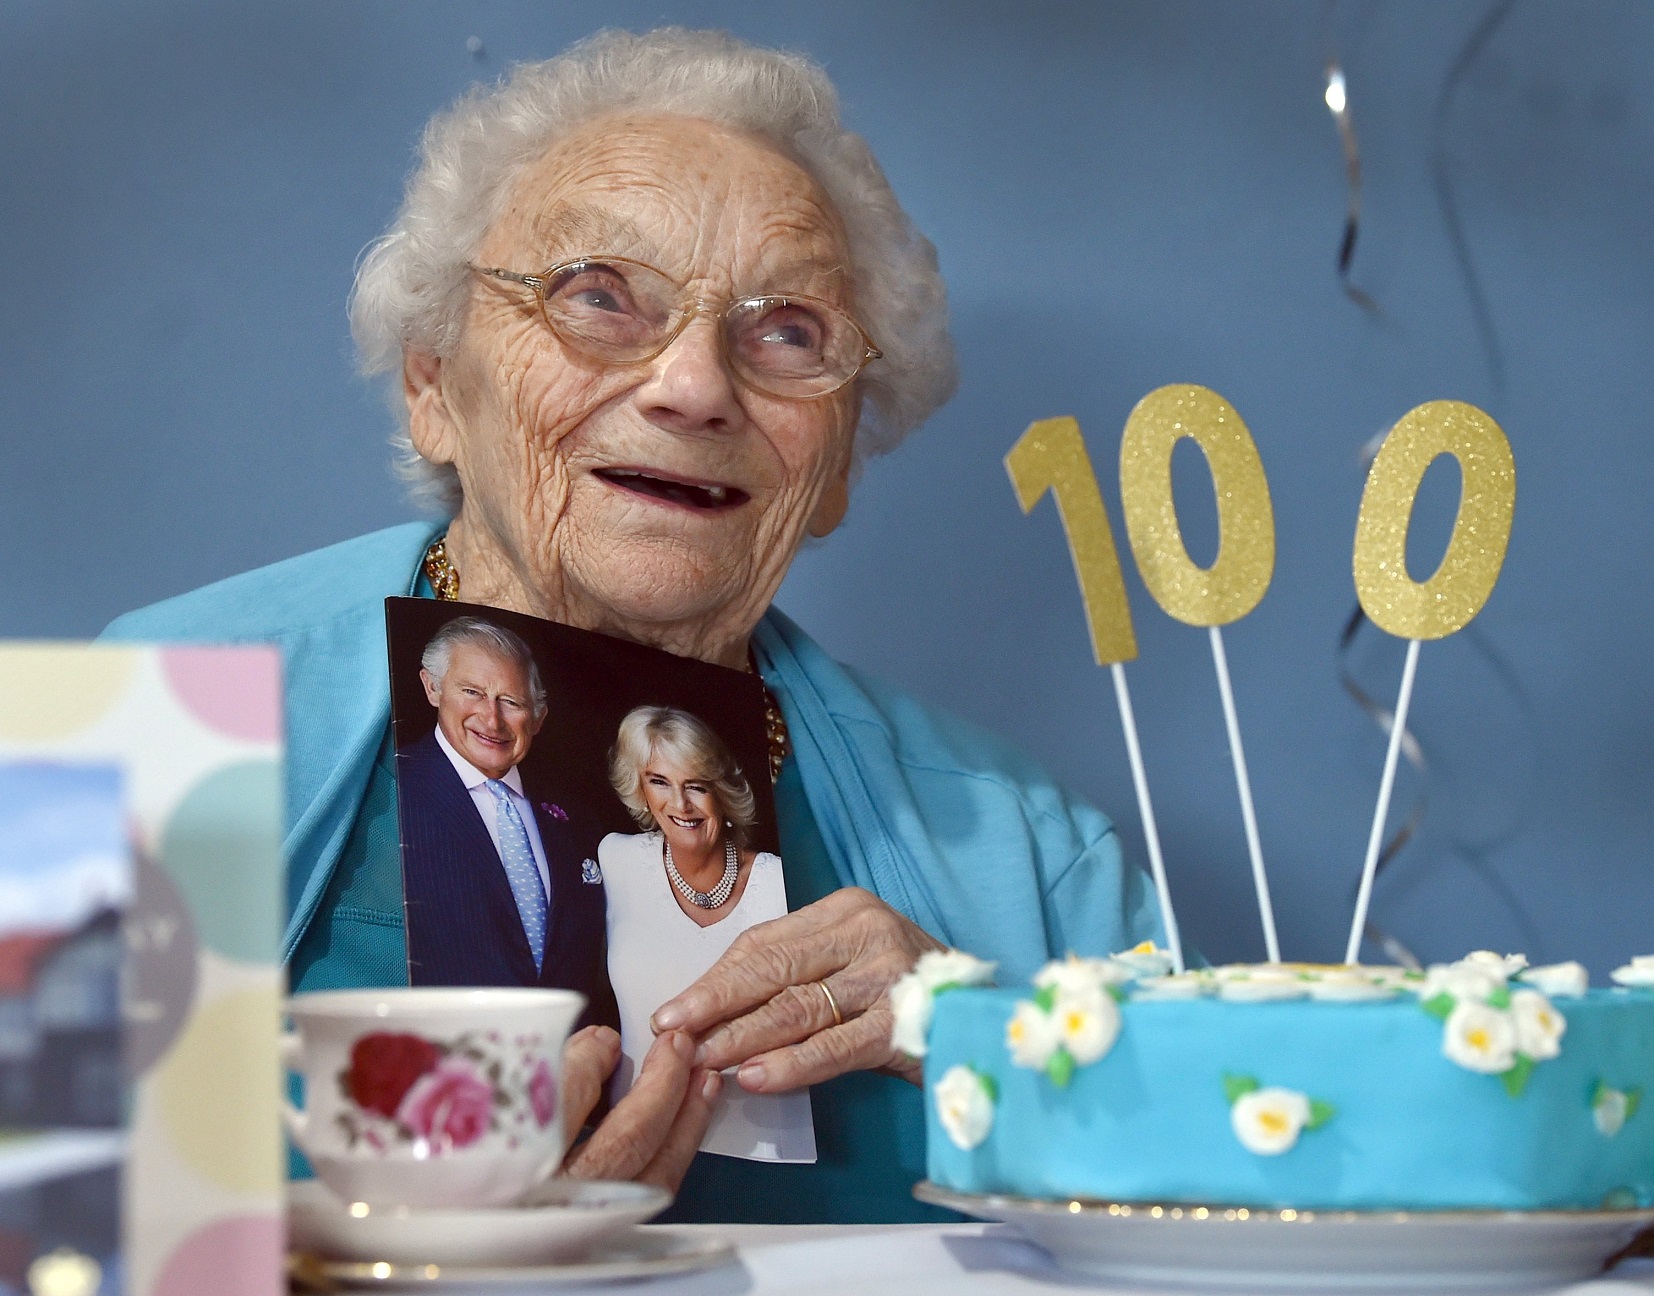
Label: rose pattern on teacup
xmin=335 ymin=1029 xmax=557 ymax=1156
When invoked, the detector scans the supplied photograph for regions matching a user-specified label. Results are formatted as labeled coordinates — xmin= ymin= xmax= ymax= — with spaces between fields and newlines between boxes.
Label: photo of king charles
xmin=397 ymin=615 xmax=616 ymax=1027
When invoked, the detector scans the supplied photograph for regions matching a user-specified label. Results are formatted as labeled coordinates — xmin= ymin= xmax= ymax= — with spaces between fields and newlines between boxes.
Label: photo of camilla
xmin=384 ymin=597 xmax=813 ymax=1162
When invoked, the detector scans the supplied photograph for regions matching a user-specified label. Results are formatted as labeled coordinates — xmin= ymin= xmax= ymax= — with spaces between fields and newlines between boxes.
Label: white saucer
xmin=288 ymin=1229 xmax=734 ymax=1290
xmin=288 ymin=1178 xmax=671 ymax=1267
xmin=916 ymin=1182 xmax=1654 ymax=1292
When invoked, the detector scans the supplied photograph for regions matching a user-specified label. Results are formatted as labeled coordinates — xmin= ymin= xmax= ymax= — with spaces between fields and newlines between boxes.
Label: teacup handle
xmin=279 ymin=1031 xmax=311 ymax=1151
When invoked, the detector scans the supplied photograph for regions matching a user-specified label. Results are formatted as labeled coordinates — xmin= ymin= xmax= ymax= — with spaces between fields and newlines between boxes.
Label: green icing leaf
xmin=931 ymin=980 xmax=961 ymax=996
xmin=1626 ymin=1089 xmax=1643 ymax=1121
xmin=1591 ymin=1079 xmax=1609 ymax=1107
xmin=1486 ymin=986 xmax=1512 ymax=1010
xmin=1420 ymin=993 xmax=1456 ymax=1021
xmin=1108 ymin=985 xmax=1127 ymax=1004
xmin=1222 ymin=1073 xmax=1261 ymax=1105
xmin=1502 ymin=1053 xmax=1536 ymax=1099
xmin=1307 ymin=1099 xmax=1337 ymax=1130
xmin=977 ymin=1070 xmax=1000 ymax=1103
xmin=1047 ymin=1047 xmax=1076 ymax=1089
xmin=1033 ymin=985 xmax=1058 ymax=1014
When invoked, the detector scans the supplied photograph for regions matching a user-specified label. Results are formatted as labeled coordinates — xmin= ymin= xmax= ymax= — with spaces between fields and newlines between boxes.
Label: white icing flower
xmin=1509 ymin=989 xmax=1566 ymax=1061
xmin=1591 ymin=1082 xmax=1641 ymax=1138
xmin=1218 ymin=970 xmax=1309 ymax=1002
xmin=1132 ymin=972 xmax=1211 ymax=1000
xmin=1231 ymin=1087 xmax=1313 ymax=1156
xmin=1595 ymin=1087 xmax=1628 ymax=1137
xmin=888 ymin=949 xmax=996 ymax=1059
xmin=1442 ymin=1001 xmax=1518 ymax=1074
xmin=1034 ymin=953 xmax=1132 ymax=998
xmin=1211 ymin=963 xmax=1259 ymax=981
xmin=1418 ymin=960 xmax=1508 ymax=1006
xmin=889 ymin=972 xmax=934 ymax=1058
xmin=1006 ymin=998 xmax=1063 ymax=1069
xmin=1518 ymin=962 xmax=1589 ymax=998
xmin=933 ymin=1065 xmax=995 ymax=1150
xmin=912 ymin=949 xmax=998 ymax=992
xmin=1109 ymin=941 xmax=1175 ymax=980
xmin=1051 ymin=989 xmax=1122 ymax=1066
xmin=1610 ymin=955 xmax=1654 ymax=988
xmin=1463 ymin=950 xmax=1529 ymax=978
xmin=1306 ymin=971 xmax=1396 ymax=1002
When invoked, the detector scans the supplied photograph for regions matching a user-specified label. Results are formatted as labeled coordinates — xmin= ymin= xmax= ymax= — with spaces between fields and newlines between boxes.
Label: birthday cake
xmin=897 ymin=949 xmax=1654 ymax=1211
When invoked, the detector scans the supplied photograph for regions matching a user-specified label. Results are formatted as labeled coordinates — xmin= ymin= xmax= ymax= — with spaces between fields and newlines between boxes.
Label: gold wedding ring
xmin=816 ymin=979 xmax=844 ymax=1027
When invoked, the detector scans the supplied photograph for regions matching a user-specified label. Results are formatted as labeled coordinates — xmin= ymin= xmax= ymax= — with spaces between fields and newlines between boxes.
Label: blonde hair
xmin=608 ymin=705 xmax=757 ymax=848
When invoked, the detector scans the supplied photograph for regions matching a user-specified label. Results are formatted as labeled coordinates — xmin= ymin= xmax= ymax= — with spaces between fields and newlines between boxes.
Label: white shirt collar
xmin=434 ymin=724 xmax=526 ymax=796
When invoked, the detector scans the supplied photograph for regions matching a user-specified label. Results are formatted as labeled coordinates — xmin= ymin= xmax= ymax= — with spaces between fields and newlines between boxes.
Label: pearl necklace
xmin=663 ymin=838 xmax=739 ymax=910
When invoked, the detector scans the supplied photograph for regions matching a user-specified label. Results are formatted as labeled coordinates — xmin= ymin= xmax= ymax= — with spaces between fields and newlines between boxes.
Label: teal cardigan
xmin=103 ymin=521 xmax=1161 ymax=982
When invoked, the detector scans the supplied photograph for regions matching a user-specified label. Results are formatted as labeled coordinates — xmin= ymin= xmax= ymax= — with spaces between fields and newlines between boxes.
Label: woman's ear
xmin=404 ymin=349 xmax=459 ymax=466
xmin=806 ymin=473 xmax=850 ymax=537
xmin=807 ymin=434 xmax=853 ymax=537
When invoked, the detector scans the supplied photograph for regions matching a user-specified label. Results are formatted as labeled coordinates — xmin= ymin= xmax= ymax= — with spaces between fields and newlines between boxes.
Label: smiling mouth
xmin=595 ymin=468 xmax=748 ymax=512
xmin=669 ymin=815 xmax=706 ymax=831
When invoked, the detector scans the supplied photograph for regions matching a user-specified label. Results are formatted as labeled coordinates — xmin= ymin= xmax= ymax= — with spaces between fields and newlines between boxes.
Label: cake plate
xmin=915 ymin=1183 xmax=1654 ymax=1293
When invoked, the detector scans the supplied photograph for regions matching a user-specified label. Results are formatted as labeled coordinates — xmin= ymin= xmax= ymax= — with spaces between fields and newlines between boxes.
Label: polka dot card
xmin=0 ymin=645 xmax=283 ymax=1296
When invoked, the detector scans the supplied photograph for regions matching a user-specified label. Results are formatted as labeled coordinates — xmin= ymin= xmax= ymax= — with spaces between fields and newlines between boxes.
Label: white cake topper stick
xmin=1006 ymin=417 xmax=1184 ymax=973
xmin=1110 ymin=661 xmax=1183 ymax=972
xmin=1345 ymin=637 xmax=1420 ymax=965
xmin=1209 ymin=624 xmax=1281 ymax=963
xmin=1345 ymin=401 xmax=1515 ymax=964
xmin=1119 ymin=387 xmax=1280 ymax=962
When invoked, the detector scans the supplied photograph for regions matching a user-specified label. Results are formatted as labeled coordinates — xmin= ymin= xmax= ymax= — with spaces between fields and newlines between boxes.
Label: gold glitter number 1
xmin=1118 ymin=385 xmax=1276 ymax=626
xmin=1352 ymin=400 xmax=1515 ymax=640
xmin=1005 ymin=417 xmax=1139 ymax=665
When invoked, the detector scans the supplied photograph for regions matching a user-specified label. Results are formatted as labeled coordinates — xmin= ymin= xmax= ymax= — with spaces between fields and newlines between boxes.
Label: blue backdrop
xmin=5 ymin=1 xmax=1651 ymax=972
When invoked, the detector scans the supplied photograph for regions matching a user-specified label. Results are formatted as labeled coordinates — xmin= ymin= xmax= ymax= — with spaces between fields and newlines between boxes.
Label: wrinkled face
xmin=420 ymin=641 xmax=545 ymax=780
xmin=410 ymin=112 xmax=860 ymax=648
xmin=641 ymin=748 xmax=723 ymax=856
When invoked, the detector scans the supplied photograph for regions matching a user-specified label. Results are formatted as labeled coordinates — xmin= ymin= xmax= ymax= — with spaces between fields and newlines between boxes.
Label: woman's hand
xmin=650 ymin=888 xmax=945 ymax=1093
xmin=558 ymin=1025 xmax=720 ymax=1190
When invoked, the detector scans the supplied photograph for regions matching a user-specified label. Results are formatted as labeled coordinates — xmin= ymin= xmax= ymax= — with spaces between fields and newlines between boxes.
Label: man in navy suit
xmin=397 ymin=616 xmax=617 ymax=1030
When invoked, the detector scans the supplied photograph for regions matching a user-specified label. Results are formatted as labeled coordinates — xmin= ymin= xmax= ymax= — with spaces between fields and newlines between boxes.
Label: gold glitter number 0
xmin=1005 ymin=417 xmax=1139 ymax=665
xmin=1119 ymin=385 xmax=1276 ymax=626
xmin=1353 ymin=400 xmax=1515 ymax=640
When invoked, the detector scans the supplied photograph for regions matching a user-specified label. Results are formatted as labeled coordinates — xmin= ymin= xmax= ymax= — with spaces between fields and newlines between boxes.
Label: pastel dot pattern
xmin=150 ymin=1215 xmax=283 ymax=1296
xmin=0 ymin=646 xmax=135 ymax=742
xmin=154 ymin=987 xmax=283 ymax=1195
xmin=159 ymin=760 xmax=282 ymax=964
xmin=162 ymin=646 xmax=282 ymax=744
xmin=0 ymin=643 xmax=283 ymax=1296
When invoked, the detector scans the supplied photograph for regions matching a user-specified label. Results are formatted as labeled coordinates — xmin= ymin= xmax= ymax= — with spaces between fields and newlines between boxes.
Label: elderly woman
xmin=105 ymin=29 xmax=1161 ymax=1220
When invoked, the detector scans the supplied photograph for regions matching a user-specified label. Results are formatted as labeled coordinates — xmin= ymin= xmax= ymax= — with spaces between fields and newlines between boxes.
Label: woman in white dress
xmin=601 ymin=707 xmax=811 ymax=1161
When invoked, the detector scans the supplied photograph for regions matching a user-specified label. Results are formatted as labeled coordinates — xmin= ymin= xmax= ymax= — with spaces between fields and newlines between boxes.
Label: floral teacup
xmin=283 ymin=987 xmax=585 ymax=1208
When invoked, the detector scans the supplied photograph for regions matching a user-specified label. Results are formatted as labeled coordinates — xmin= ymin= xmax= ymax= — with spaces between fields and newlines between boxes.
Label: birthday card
xmin=0 ymin=644 xmax=286 ymax=1296
xmin=384 ymin=598 xmax=815 ymax=1163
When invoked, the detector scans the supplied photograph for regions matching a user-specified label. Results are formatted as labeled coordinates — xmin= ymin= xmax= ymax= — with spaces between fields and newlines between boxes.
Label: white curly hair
xmin=349 ymin=27 xmax=958 ymax=513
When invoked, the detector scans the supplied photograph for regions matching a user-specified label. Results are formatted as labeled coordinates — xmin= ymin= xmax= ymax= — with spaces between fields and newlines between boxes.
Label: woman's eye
xmin=761 ymin=319 xmax=819 ymax=348
xmin=551 ymin=266 xmax=638 ymax=315
xmin=734 ymin=301 xmax=828 ymax=363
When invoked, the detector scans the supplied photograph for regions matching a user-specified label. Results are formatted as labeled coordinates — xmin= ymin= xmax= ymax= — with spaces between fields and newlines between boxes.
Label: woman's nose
xmin=636 ymin=314 xmax=742 ymax=434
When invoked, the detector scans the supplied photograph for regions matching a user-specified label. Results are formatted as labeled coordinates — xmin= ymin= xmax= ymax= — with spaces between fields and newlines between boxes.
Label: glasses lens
xmin=539 ymin=260 xmax=677 ymax=359
xmin=725 ymin=297 xmax=864 ymax=396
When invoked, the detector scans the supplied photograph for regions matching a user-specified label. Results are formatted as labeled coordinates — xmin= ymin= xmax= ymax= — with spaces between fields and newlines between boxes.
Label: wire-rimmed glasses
xmin=470 ymin=256 xmax=881 ymax=400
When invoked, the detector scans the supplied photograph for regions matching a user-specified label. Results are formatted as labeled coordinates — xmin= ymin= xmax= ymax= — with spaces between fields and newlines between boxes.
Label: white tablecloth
xmin=470 ymin=1223 xmax=1654 ymax=1295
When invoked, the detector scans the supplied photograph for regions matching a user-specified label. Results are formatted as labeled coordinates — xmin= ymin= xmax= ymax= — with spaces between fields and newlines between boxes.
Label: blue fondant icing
xmin=926 ymin=988 xmax=1654 ymax=1209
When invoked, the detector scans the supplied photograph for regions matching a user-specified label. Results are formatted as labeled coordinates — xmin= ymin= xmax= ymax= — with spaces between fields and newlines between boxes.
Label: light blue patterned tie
xmin=484 ymin=780 xmax=548 ymax=971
